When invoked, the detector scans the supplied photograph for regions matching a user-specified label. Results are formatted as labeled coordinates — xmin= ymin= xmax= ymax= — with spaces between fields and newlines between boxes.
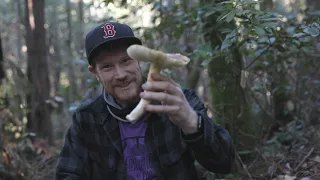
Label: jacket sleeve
xmin=55 ymin=110 xmax=91 ymax=179
xmin=182 ymin=89 xmax=235 ymax=174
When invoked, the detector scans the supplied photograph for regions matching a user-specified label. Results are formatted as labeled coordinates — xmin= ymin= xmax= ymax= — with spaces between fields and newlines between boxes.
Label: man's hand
xmin=140 ymin=73 xmax=198 ymax=134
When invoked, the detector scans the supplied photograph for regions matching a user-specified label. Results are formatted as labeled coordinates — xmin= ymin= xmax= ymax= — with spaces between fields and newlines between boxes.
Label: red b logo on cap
xmin=101 ymin=23 xmax=116 ymax=38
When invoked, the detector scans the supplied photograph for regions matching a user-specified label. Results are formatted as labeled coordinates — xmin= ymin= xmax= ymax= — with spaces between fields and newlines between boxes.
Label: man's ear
xmin=88 ymin=65 xmax=96 ymax=74
xmin=88 ymin=65 xmax=100 ymax=81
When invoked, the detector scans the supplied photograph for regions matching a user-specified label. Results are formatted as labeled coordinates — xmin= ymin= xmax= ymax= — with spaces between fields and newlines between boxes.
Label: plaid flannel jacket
xmin=55 ymin=89 xmax=235 ymax=180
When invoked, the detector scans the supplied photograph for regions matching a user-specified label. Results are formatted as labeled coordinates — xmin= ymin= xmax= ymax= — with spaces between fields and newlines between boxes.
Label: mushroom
xmin=125 ymin=44 xmax=190 ymax=123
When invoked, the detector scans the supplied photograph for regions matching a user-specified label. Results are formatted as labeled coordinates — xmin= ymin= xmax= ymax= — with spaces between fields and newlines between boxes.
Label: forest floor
xmin=230 ymin=145 xmax=320 ymax=180
xmin=223 ymin=123 xmax=320 ymax=180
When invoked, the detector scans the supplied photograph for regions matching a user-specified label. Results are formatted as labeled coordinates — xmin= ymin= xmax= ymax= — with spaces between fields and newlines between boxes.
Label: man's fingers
xmin=142 ymin=81 xmax=181 ymax=95
xmin=150 ymin=72 xmax=169 ymax=81
xmin=150 ymin=73 xmax=180 ymax=87
xmin=140 ymin=91 xmax=180 ymax=105
xmin=144 ymin=104 xmax=180 ymax=114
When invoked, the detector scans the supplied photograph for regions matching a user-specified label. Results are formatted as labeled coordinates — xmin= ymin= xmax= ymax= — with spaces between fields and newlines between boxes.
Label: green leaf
xmin=292 ymin=40 xmax=301 ymax=48
xmin=303 ymin=26 xmax=320 ymax=37
xmin=242 ymin=0 xmax=259 ymax=5
xmin=221 ymin=38 xmax=233 ymax=50
xmin=220 ymin=0 xmax=236 ymax=4
xmin=205 ymin=10 xmax=216 ymax=17
xmin=251 ymin=9 xmax=264 ymax=16
xmin=260 ymin=22 xmax=278 ymax=28
xmin=292 ymin=33 xmax=305 ymax=38
xmin=261 ymin=18 xmax=279 ymax=21
xmin=219 ymin=28 xmax=232 ymax=34
xmin=226 ymin=29 xmax=237 ymax=39
xmin=235 ymin=9 xmax=243 ymax=16
xmin=242 ymin=10 xmax=251 ymax=14
xmin=226 ymin=10 xmax=236 ymax=22
xmin=201 ymin=58 xmax=212 ymax=67
xmin=312 ymin=22 xmax=320 ymax=29
xmin=216 ymin=10 xmax=231 ymax=22
xmin=255 ymin=27 xmax=266 ymax=36
xmin=227 ymin=2 xmax=235 ymax=8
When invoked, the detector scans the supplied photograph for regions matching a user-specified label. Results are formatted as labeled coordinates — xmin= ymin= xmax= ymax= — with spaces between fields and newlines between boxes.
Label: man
xmin=55 ymin=22 xmax=235 ymax=180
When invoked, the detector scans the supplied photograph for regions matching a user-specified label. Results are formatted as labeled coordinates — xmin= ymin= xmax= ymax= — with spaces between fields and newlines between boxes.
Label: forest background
xmin=0 ymin=0 xmax=319 ymax=179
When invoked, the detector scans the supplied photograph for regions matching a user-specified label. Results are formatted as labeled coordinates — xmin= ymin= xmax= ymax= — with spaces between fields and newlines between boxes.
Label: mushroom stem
xmin=125 ymin=63 xmax=161 ymax=122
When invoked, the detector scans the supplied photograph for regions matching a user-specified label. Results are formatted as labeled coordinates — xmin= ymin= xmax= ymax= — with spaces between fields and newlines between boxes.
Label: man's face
xmin=89 ymin=46 xmax=143 ymax=105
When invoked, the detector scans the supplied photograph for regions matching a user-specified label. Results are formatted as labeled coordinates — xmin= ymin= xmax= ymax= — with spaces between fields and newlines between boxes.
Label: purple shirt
xmin=119 ymin=114 xmax=157 ymax=180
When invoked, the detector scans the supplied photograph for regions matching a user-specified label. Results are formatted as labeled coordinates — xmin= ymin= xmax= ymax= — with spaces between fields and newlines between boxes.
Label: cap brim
xmin=87 ymin=36 xmax=142 ymax=64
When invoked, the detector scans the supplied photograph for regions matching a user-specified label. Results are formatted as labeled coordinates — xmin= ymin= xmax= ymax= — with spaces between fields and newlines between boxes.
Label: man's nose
xmin=114 ymin=66 xmax=127 ymax=79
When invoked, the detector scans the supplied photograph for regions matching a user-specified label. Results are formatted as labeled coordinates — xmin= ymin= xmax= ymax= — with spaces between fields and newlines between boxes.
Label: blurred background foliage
xmin=0 ymin=0 xmax=319 ymax=179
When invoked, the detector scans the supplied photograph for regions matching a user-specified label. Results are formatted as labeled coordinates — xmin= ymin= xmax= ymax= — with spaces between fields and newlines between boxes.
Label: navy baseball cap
xmin=85 ymin=22 xmax=142 ymax=65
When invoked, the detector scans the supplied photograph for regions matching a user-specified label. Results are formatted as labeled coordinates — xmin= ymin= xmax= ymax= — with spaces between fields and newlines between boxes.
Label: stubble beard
xmin=113 ymin=79 xmax=142 ymax=108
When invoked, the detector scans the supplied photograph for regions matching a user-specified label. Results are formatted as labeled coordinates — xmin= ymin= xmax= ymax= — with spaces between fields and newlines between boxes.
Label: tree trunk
xmin=15 ymin=0 xmax=22 ymax=61
xmin=51 ymin=2 xmax=62 ymax=95
xmin=78 ymin=0 xmax=88 ymax=92
xmin=200 ymin=0 xmax=257 ymax=150
xmin=25 ymin=0 xmax=54 ymax=145
xmin=184 ymin=0 xmax=203 ymax=89
xmin=188 ymin=58 xmax=203 ymax=89
xmin=25 ymin=0 xmax=32 ymax=137
xmin=0 ymin=35 xmax=5 ymax=85
xmin=66 ymin=0 xmax=78 ymax=104
xmin=77 ymin=0 xmax=84 ymax=54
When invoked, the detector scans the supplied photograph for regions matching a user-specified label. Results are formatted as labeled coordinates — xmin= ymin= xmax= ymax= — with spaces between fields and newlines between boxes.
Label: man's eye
xmin=102 ymin=65 xmax=112 ymax=69
xmin=123 ymin=58 xmax=131 ymax=63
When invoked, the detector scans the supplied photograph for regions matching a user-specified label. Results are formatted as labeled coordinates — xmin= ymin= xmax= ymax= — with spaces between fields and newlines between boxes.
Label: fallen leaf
xmin=311 ymin=155 xmax=320 ymax=163
xmin=272 ymin=175 xmax=296 ymax=180
xmin=302 ymin=163 xmax=308 ymax=168
xmin=285 ymin=163 xmax=292 ymax=170
xmin=300 ymin=177 xmax=310 ymax=180
xmin=268 ymin=165 xmax=277 ymax=175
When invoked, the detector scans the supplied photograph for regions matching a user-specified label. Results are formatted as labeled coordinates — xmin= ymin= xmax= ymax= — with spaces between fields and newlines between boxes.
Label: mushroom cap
xmin=165 ymin=53 xmax=190 ymax=68
xmin=127 ymin=45 xmax=190 ymax=68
